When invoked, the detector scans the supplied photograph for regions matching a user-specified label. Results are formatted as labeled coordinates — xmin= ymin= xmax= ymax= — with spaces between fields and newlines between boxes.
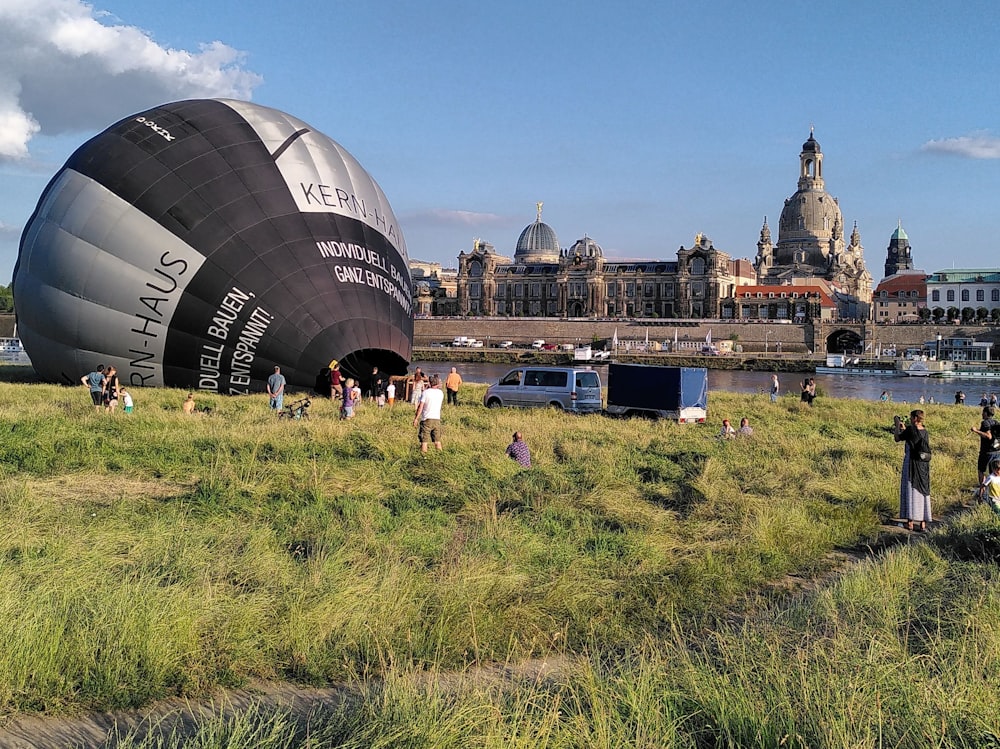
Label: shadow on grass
xmin=635 ymin=446 xmax=709 ymax=518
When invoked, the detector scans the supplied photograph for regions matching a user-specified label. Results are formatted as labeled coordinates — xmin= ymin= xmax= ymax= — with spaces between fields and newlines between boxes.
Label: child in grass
xmin=982 ymin=461 xmax=1000 ymax=514
xmin=121 ymin=388 xmax=134 ymax=414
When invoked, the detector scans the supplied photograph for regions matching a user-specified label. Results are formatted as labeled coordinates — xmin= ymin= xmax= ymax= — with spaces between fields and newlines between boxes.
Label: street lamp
xmin=765 ymin=330 xmax=769 ymax=354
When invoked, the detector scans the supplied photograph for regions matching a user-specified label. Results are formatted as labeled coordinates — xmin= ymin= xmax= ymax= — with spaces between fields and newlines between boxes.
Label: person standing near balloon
xmin=413 ymin=374 xmax=444 ymax=453
xmin=81 ymin=365 xmax=106 ymax=412
xmin=267 ymin=366 xmax=286 ymax=413
xmin=101 ymin=366 xmax=120 ymax=413
xmin=329 ymin=363 xmax=343 ymax=401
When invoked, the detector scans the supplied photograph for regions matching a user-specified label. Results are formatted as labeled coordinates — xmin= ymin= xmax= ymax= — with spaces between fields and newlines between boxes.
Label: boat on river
xmin=814 ymin=354 xmax=898 ymax=376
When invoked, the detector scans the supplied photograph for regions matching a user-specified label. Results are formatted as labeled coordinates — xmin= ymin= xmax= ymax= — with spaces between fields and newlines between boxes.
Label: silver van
xmin=483 ymin=366 xmax=603 ymax=412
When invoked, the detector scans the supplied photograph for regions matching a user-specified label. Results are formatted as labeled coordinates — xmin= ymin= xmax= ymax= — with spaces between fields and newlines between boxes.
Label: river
xmin=412 ymin=360 xmax=998 ymax=405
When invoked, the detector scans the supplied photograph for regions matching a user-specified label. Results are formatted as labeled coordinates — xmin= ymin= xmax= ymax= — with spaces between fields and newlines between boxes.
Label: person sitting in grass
xmin=719 ymin=419 xmax=736 ymax=439
xmin=737 ymin=417 xmax=753 ymax=437
xmin=505 ymin=431 xmax=531 ymax=467
xmin=982 ymin=460 xmax=1000 ymax=514
xmin=183 ymin=393 xmax=196 ymax=415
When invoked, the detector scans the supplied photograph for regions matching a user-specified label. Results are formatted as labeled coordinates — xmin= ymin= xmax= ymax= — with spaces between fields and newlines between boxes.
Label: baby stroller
xmin=279 ymin=397 xmax=311 ymax=420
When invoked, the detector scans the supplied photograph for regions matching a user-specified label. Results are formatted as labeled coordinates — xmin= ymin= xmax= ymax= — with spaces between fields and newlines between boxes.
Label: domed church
xmin=753 ymin=131 xmax=873 ymax=318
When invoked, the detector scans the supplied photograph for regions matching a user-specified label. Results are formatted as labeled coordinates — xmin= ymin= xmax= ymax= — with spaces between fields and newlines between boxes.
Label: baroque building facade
xmin=456 ymin=204 xmax=747 ymax=318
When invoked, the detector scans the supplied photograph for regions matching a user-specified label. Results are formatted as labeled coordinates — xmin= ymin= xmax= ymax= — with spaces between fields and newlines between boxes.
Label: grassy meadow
xmin=1 ymin=368 xmax=999 ymax=747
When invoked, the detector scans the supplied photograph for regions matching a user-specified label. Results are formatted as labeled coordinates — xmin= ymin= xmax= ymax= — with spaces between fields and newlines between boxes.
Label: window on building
xmin=690 ymin=257 xmax=705 ymax=275
xmin=606 ymin=283 xmax=616 ymax=297
xmin=514 ymin=283 xmax=522 ymax=297
xmin=962 ymin=289 xmax=970 ymax=302
xmin=663 ymin=283 xmax=674 ymax=298
xmin=993 ymin=289 xmax=1000 ymax=302
xmin=947 ymin=290 xmax=955 ymax=302
xmin=496 ymin=301 xmax=506 ymax=314
xmin=644 ymin=283 xmax=654 ymax=297
xmin=693 ymin=282 xmax=704 ymax=298
xmin=625 ymin=283 xmax=635 ymax=297
xmin=897 ymin=291 xmax=906 ymax=298
xmin=470 ymin=282 xmax=481 ymax=298
xmin=496 ymin=282 xmax=506 ymax=296
xmin=547 ymin=301 xmax=557 ymax=315
xmin=932 ymin=290 xmax=940 ymax=302
xmin=977 ymin=289 xmax=985 ymax=302
xmin=531 ymin=283 xmax=540 ymax=298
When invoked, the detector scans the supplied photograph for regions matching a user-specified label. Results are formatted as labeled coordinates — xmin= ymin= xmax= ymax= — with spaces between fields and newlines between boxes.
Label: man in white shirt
xmin=413 ymin=374 xmax=445 ymax=453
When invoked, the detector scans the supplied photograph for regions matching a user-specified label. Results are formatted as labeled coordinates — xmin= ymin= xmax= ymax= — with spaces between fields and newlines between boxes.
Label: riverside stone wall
xmin=414 ymin=317 xmax=1000 ymax=354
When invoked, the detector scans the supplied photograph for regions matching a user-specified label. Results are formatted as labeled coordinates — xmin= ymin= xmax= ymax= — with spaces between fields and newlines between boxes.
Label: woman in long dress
xmin=894 ymin=409 xmax=932 ymax=531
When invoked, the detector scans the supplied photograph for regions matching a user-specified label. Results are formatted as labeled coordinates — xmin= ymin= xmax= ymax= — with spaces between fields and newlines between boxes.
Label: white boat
xmin=900 ymin=360 xmax=954 ymax=377
xmin=0 ymin=337 xmax=29 ymax=364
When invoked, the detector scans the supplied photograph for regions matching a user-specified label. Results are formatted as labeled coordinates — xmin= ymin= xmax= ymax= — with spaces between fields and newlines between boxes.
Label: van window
xmin=525 ymin=370 xmax=566 ymax=387
xmin=576 ymin=371 xmax=599 ymax=389
xmin=499 ymin=370 xmax=522 ymax=386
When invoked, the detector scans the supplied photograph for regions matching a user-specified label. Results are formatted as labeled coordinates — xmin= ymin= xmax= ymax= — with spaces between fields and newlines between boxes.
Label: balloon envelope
xmin=13 ymin=99 xmax=412 ymax=392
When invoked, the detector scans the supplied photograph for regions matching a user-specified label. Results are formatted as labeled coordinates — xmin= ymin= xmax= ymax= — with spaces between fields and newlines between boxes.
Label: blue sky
xmin=1 ymin=0 xmax=999 ymax=283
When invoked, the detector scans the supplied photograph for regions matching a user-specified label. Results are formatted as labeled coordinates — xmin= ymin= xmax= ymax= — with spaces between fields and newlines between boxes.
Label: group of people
xmin=409 ymin=367 xmax=530 ymax=466
xmin=718 ymin=417 xmax=753 ymax=439
xmin=891 ymin=402 xmax=1000 ymax=532
xmin=81 ymin=365 xmax=133 ymax=413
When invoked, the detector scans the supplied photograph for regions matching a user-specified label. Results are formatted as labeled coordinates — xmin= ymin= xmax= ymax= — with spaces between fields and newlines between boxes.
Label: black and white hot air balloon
xmin=13 ymin=99 xmax=413 ymax=393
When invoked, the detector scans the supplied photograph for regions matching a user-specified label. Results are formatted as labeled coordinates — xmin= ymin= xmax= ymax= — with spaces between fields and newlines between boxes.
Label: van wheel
xmin=486 ymin=398 xmax=502 ymax=409
xmin=548 ymin=401 xmax=563 ymax=410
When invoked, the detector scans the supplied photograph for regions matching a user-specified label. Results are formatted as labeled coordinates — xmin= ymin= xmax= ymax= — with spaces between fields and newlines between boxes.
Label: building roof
xmin=890 ymin=221 xmax=908 ymax=241
xmin=729 ymin=284 xmax=837 ymax=309
xmin=927 ymin=269 xmax=1000 ymax=283
xmin=874 ymin=271 xmax=927 ymax=296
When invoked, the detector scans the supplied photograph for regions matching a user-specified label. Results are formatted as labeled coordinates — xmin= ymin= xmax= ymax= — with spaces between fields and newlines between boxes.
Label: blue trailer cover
xmin=680 ymin=367 xmax=708 ymax=411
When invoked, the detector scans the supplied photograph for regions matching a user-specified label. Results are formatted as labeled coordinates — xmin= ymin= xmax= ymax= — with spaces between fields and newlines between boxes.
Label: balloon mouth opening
xmin=339 ymin=349 xmax=410 ymax=381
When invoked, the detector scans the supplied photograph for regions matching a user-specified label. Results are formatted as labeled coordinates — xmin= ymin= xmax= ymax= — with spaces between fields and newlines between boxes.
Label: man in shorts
xmin=267 ymin=366 xmax=286 ymax=413
xmin=413 ymin=374 xmax=444 ymax=453
xmin=81 ymin=365 xmax=106 ymax=411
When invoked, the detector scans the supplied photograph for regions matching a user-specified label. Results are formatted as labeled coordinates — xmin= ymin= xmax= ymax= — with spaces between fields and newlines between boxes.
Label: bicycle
xmin=278 ymin=397 xmax=311 ymax=420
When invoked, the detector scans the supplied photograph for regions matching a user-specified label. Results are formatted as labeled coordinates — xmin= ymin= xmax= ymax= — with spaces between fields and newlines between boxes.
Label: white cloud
xmin=921 ymin=132 xmax=1000 ymax=159
xmin=0 ymin=0 xmax=262 ymax=160
xmin=0 ymin=220 xmax=21 ymax=239
xmin=402 ymin=209 xmax=510 ymax=227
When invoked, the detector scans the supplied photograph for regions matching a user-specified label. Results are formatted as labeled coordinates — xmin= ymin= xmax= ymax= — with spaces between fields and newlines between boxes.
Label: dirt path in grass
xmin=0 ymin=502 xmax=980 ymax=748
xmin=0 ymin=658 xmax=571 ymax=748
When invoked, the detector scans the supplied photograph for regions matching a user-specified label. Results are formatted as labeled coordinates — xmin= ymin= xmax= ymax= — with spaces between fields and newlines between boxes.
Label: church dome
xmin=514 ymin=213 xmax=560 ymax=263
xmin=891 ymin=222 xmax=908 ymax=241
xmin=568 ymin=236 xmax=603 ymax=258
xmin=802 ymin=134 xmax=821 ymax=153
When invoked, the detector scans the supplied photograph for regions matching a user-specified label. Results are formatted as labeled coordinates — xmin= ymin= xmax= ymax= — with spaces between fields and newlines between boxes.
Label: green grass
xmin=0 ymin=373 xmax=998 ymax=746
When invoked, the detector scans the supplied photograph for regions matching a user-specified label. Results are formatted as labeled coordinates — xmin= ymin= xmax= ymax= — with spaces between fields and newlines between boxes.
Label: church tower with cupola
xmin=884 ymin=221 xmax=914 ymax=277
xmin=759 ymin=130 xmax=872 ymax=318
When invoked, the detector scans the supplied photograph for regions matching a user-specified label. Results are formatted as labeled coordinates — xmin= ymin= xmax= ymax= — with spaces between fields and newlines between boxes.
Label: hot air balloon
xmin=13 ymin=99 xmax=413 ymax=393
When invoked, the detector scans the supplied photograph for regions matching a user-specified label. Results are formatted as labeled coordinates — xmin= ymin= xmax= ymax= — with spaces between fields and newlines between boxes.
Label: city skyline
xmin=2 ymin=0 xmax=1000 ymax=283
